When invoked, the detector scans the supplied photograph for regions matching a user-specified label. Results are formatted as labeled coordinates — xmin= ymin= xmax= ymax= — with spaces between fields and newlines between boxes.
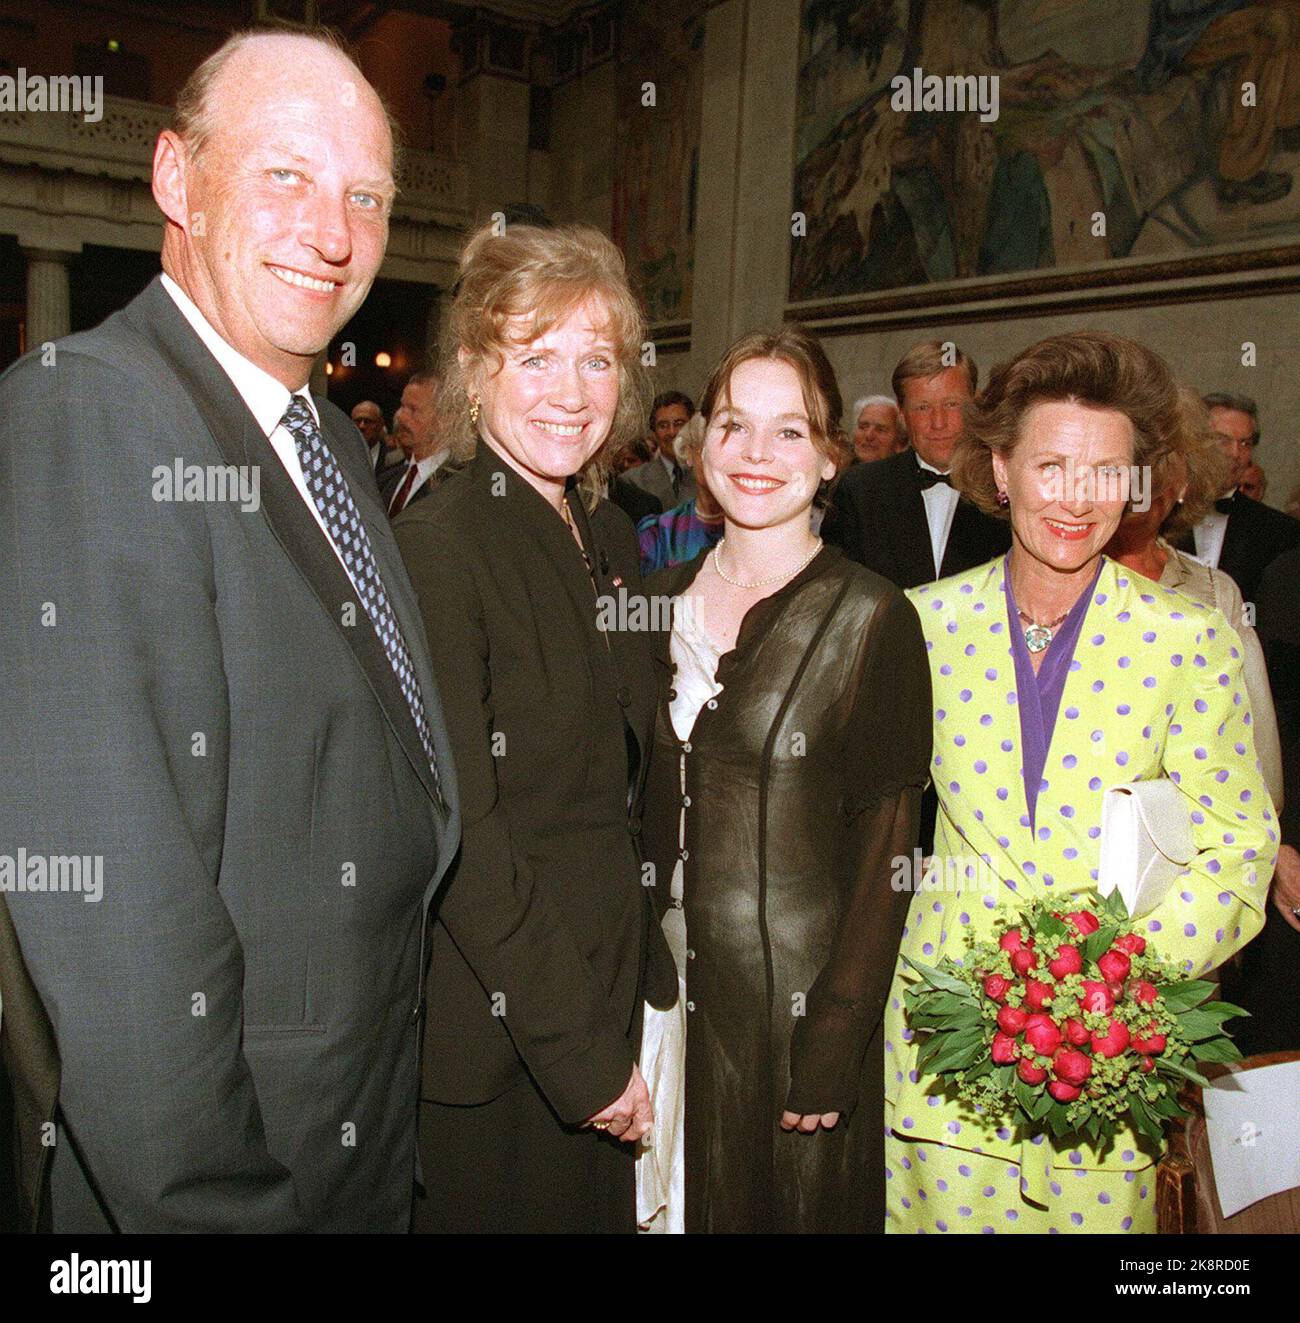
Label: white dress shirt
xmin=917 ymin=453 xmax=960 ymax=578
xmin=390 ymin=449 xmax=451 ymax=513
xmin=1191 ymin=497 xmax=1232 ymax=569
xmin=161 ymin=273 xmax=353 ymax=579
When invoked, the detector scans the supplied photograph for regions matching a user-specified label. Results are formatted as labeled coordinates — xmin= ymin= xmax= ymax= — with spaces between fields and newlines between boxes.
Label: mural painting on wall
xmin=612 ymin=3 xmax=703 ymax=325
xmin=790 ymin=0 xmax=1300 ymax=305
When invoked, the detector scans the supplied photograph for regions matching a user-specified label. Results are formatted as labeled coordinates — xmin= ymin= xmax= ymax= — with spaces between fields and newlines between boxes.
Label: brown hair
xmin=438 ymin=220 xmax=649 ymax=507
xmin=951 ymin=331 xmax=1190 ymax=519
xmin=172 ymin=25 xmax=403 ymax=178
xmin=892 ymin=340 xmax=978 ymax=408
xmin=700 ymin=325 xmax=852 ymax=480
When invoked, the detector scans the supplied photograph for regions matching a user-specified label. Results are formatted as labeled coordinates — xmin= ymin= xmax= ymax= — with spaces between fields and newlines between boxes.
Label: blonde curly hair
xmin=437 ymin=220 xmax=649 ymax=508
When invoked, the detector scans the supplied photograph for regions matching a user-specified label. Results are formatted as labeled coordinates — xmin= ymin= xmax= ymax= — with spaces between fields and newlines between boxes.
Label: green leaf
xmin=1100 ymin=890 xmax=1130 ymax=922
xmin=1191 ymin=1035 xmax=1243 ymax=1065
xmin=900 ymin=955 xmax=970 ymax=996
xmin=1028 ymin=1087 xmax=1056 ymax=1121
xmin=1177 ymin=1008 xmax=1241 ymax=1041
xmin=1157 ymin=979 xmax=1217 ymax=1013
xmin=1081 ymin=924 xmax=1119 ymax=966
xmin=1148 ymin=1088 xmax=1189 ymax=1120
xmin=1127 ymin=1093 xmax=1165 ymax=1144
xmin=1046 ymin=1103 xmax=1073 ymax=1140
xmin=923 ymin=1028 xmax=987 ymax=1074
xmin=1035 ymin=912 xmax=1070 ymax=940
xmin=961 ymin=1053 xmax=997 ymax=1082
xmin=1014 ymin=1077 xmax=1043 ymax=1119
xmin=993 ymin=1064 xmax=1015 ymax=1091
xmin=1158 ymin=1056 xmax=1211 ymax=1089
xmin=1193 ymin=1001 xmax=1249 ymax=1023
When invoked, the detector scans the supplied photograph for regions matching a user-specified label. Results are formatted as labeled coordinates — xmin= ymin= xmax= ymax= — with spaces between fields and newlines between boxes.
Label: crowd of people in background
xmin=4 ymin=24 xmax=1297 ymax=1240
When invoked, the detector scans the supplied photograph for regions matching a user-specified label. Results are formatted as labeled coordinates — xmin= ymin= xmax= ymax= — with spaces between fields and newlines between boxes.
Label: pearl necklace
xmin=712 ymin=537 xmax=822 ymax=589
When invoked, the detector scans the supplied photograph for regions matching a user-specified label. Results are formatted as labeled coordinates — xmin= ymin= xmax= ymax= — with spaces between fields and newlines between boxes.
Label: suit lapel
xmin=129 ymin=278 xmax=443 ymax=809
xmin=893 ymin=454 xmax=936 ymax=587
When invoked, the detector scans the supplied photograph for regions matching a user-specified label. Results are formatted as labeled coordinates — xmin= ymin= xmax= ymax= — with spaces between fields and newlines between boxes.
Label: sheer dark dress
xmin=642 ymin=545 xmax=931 ymax=1232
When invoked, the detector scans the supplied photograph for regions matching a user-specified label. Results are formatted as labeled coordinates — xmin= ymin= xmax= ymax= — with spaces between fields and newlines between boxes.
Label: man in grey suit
xmin=622 ymin=390 xmax=697 ymax=511
xmin=0 ymin=28 xmax=458 ymax=1232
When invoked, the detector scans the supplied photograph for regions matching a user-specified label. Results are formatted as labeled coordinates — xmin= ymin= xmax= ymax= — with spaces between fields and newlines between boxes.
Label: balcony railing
xmin=0 ymin=94 xmax=468 ymax=220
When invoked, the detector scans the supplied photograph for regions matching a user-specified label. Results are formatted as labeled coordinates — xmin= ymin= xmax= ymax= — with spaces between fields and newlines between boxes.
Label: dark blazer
xmin=393 ymin=448 xmax=676 ymax=1125
xmin=624 ymin=455 xmax=696 ymax=512
xmin=821 ymin=448 xmax=1011 ymax=589
xmin=610 ymin=472 xmax=663 ymax=525
xmin=0 ymin=276 xmax=459 ymax=1232
xmin=1207 ymin=491 xmax=1300 ymax=606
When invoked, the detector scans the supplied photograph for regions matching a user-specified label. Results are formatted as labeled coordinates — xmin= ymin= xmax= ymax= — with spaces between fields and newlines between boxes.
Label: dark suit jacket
xmin=821 ymin=449 xmax=1011 ymax=589
xmin=378 ymin=455 xmax=459 ymax=517
xmin=1206 ymin=491 xmax=1300 ymax=607
xmin=610 ymin=473 xmax=663 ymax=525
xmin=393 ymin=448 xmax=676 ymax=1125
xmin=0 ymin=276 xmax=460 ymax=1232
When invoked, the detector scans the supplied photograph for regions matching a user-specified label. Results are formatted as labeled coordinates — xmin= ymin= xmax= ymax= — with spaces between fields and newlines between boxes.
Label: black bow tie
xmin=917 ymin=468 xmax=952 ymax=490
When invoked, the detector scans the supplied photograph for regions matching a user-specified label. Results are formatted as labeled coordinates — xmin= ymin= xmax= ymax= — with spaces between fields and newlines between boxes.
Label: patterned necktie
xmin=280 ymin=396 xmax=440 ymax=793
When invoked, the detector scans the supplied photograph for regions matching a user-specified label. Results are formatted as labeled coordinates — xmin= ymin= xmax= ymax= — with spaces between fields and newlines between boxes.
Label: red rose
xmin=1064 ymin=1017 xmax=1091 ymax=1047
xmin=1065 ymin=911 xmax=1100 ymax=936
xmin=1010 ymin=948 xmax=1038 ymax=976
xmin=1017 ymin=1057 xmax=1048 ymax=1085
xmin=991 ymin=1032 xmax=1020 ymax=1064
xmin=1080 ymin=980 xmax=1115 ymax=1015
xmin=983 ymin=974 xmax=1011 ymax=1003
xmin=1023 ymin=1014 xmax=1063 ymax=1056
xmin=1129 ymin=980 xmax=1158 ymax=1007
xmin=1023 ymin=977 xmax=1054 ymax=1011
xmin=1090 ymin=1019 xmax=1131 ymax=1058
xmin=1139 ymin=1057 xmax=1155 ymax=1074
xmin=1097 ymin=950 xmax=1132 ymax=984
xmin=996 ymin=1005 xmax=1028 ymax=1035
xmin=1047 ymin=1080 xmax=1082 ymax=1103
xmin=999 ymin=931 xmax=1029 ymax=954
xmin=1052 ymin=1049 xmax=1092 ymax=1085
xmin=1048 ymin=944 xmax=1083 ymax=979
xmin=1132 ymin=1026 xmax=1167 ymax=1055
xmin=1113 ymin=933 xmax=1146 ymax=956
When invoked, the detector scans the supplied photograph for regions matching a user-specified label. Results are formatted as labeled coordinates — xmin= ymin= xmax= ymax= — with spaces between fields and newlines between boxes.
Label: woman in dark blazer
xmin=393 ymin=221 xmax=676 ymax=1233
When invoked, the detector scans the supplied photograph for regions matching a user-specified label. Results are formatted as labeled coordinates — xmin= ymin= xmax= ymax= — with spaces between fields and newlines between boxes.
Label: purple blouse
xmin=1003 ymin=555 xmax=1104 ymax=834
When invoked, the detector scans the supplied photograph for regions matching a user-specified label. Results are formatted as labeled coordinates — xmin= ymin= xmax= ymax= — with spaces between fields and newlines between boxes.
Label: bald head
xmin=351 ymin=399 xmax=387 ymax=448
xmin=154 ymin=31 xmax=395 ymax=388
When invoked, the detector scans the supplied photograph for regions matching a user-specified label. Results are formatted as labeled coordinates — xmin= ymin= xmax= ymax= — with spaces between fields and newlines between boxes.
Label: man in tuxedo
xmin=623 ymin=390 xmax=697 ymax=511
xmin=822 ymin=340 xmax=1010 ymax=588
xmin=0 ymin=28 xmax=459 ymax=1232
xmin=380 ymin=371 xmax=457 ymax=517
xmin=1186 ymin=392 xmax=1300 ymax=604
xmin=352 ymin=398 xmax=401 ymax=477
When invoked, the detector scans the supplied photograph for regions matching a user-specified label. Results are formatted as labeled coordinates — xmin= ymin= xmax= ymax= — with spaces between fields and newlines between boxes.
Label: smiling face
xmin=155 ymin=37 xmax=395 ymax=388
xmin=469 ymin=296 xmax=620 ymax=503
xmin=853 ymin=401 xmax=904 ymax=463
xmin=651 ymin=403 xmax=691 ymax=460
xmin=900 ymin=365 xmax=973 ymax=470
xmin=992 ymin=400 xmax=1135 ymax=576
xmin=700 ymin=357 xmax=837 ymax=533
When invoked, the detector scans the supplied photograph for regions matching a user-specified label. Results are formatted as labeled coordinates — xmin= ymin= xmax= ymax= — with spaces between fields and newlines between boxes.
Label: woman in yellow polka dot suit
xmin=885 ymin=332 xmax=1276 ymax=1234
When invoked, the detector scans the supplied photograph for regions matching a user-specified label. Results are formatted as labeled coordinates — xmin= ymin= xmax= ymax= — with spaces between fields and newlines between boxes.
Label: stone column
xmin=22 ymin=247 xmax=75 ymax=351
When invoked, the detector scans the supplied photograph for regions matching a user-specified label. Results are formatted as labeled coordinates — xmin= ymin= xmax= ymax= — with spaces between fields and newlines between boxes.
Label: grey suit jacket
xmin=0 ymin=276 xmax=460 ymax=1232
xmin=624 ymin=456 xmax=695 ymax=512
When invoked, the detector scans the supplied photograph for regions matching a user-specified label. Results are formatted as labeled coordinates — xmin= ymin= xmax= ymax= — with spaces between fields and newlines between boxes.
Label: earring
xmin=996 ymin=489 xmax=1009 ymax=507
xmin=469 ymin=396 xmax=480 ymax=428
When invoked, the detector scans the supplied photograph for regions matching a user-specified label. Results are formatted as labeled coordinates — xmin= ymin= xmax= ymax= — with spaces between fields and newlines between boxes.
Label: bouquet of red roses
xmin=902 ymin=890 xmax=1247 ymax=1149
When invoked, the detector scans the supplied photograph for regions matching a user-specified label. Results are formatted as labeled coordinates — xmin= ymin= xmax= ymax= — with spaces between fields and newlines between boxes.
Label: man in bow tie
xmin=1185 ymin=391 xmax=1300 ymax=604
xmin=822 ymin=339 xmax=1010 ymax=589
xmin=0 ymin=26 xmax=459 ymax=1232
